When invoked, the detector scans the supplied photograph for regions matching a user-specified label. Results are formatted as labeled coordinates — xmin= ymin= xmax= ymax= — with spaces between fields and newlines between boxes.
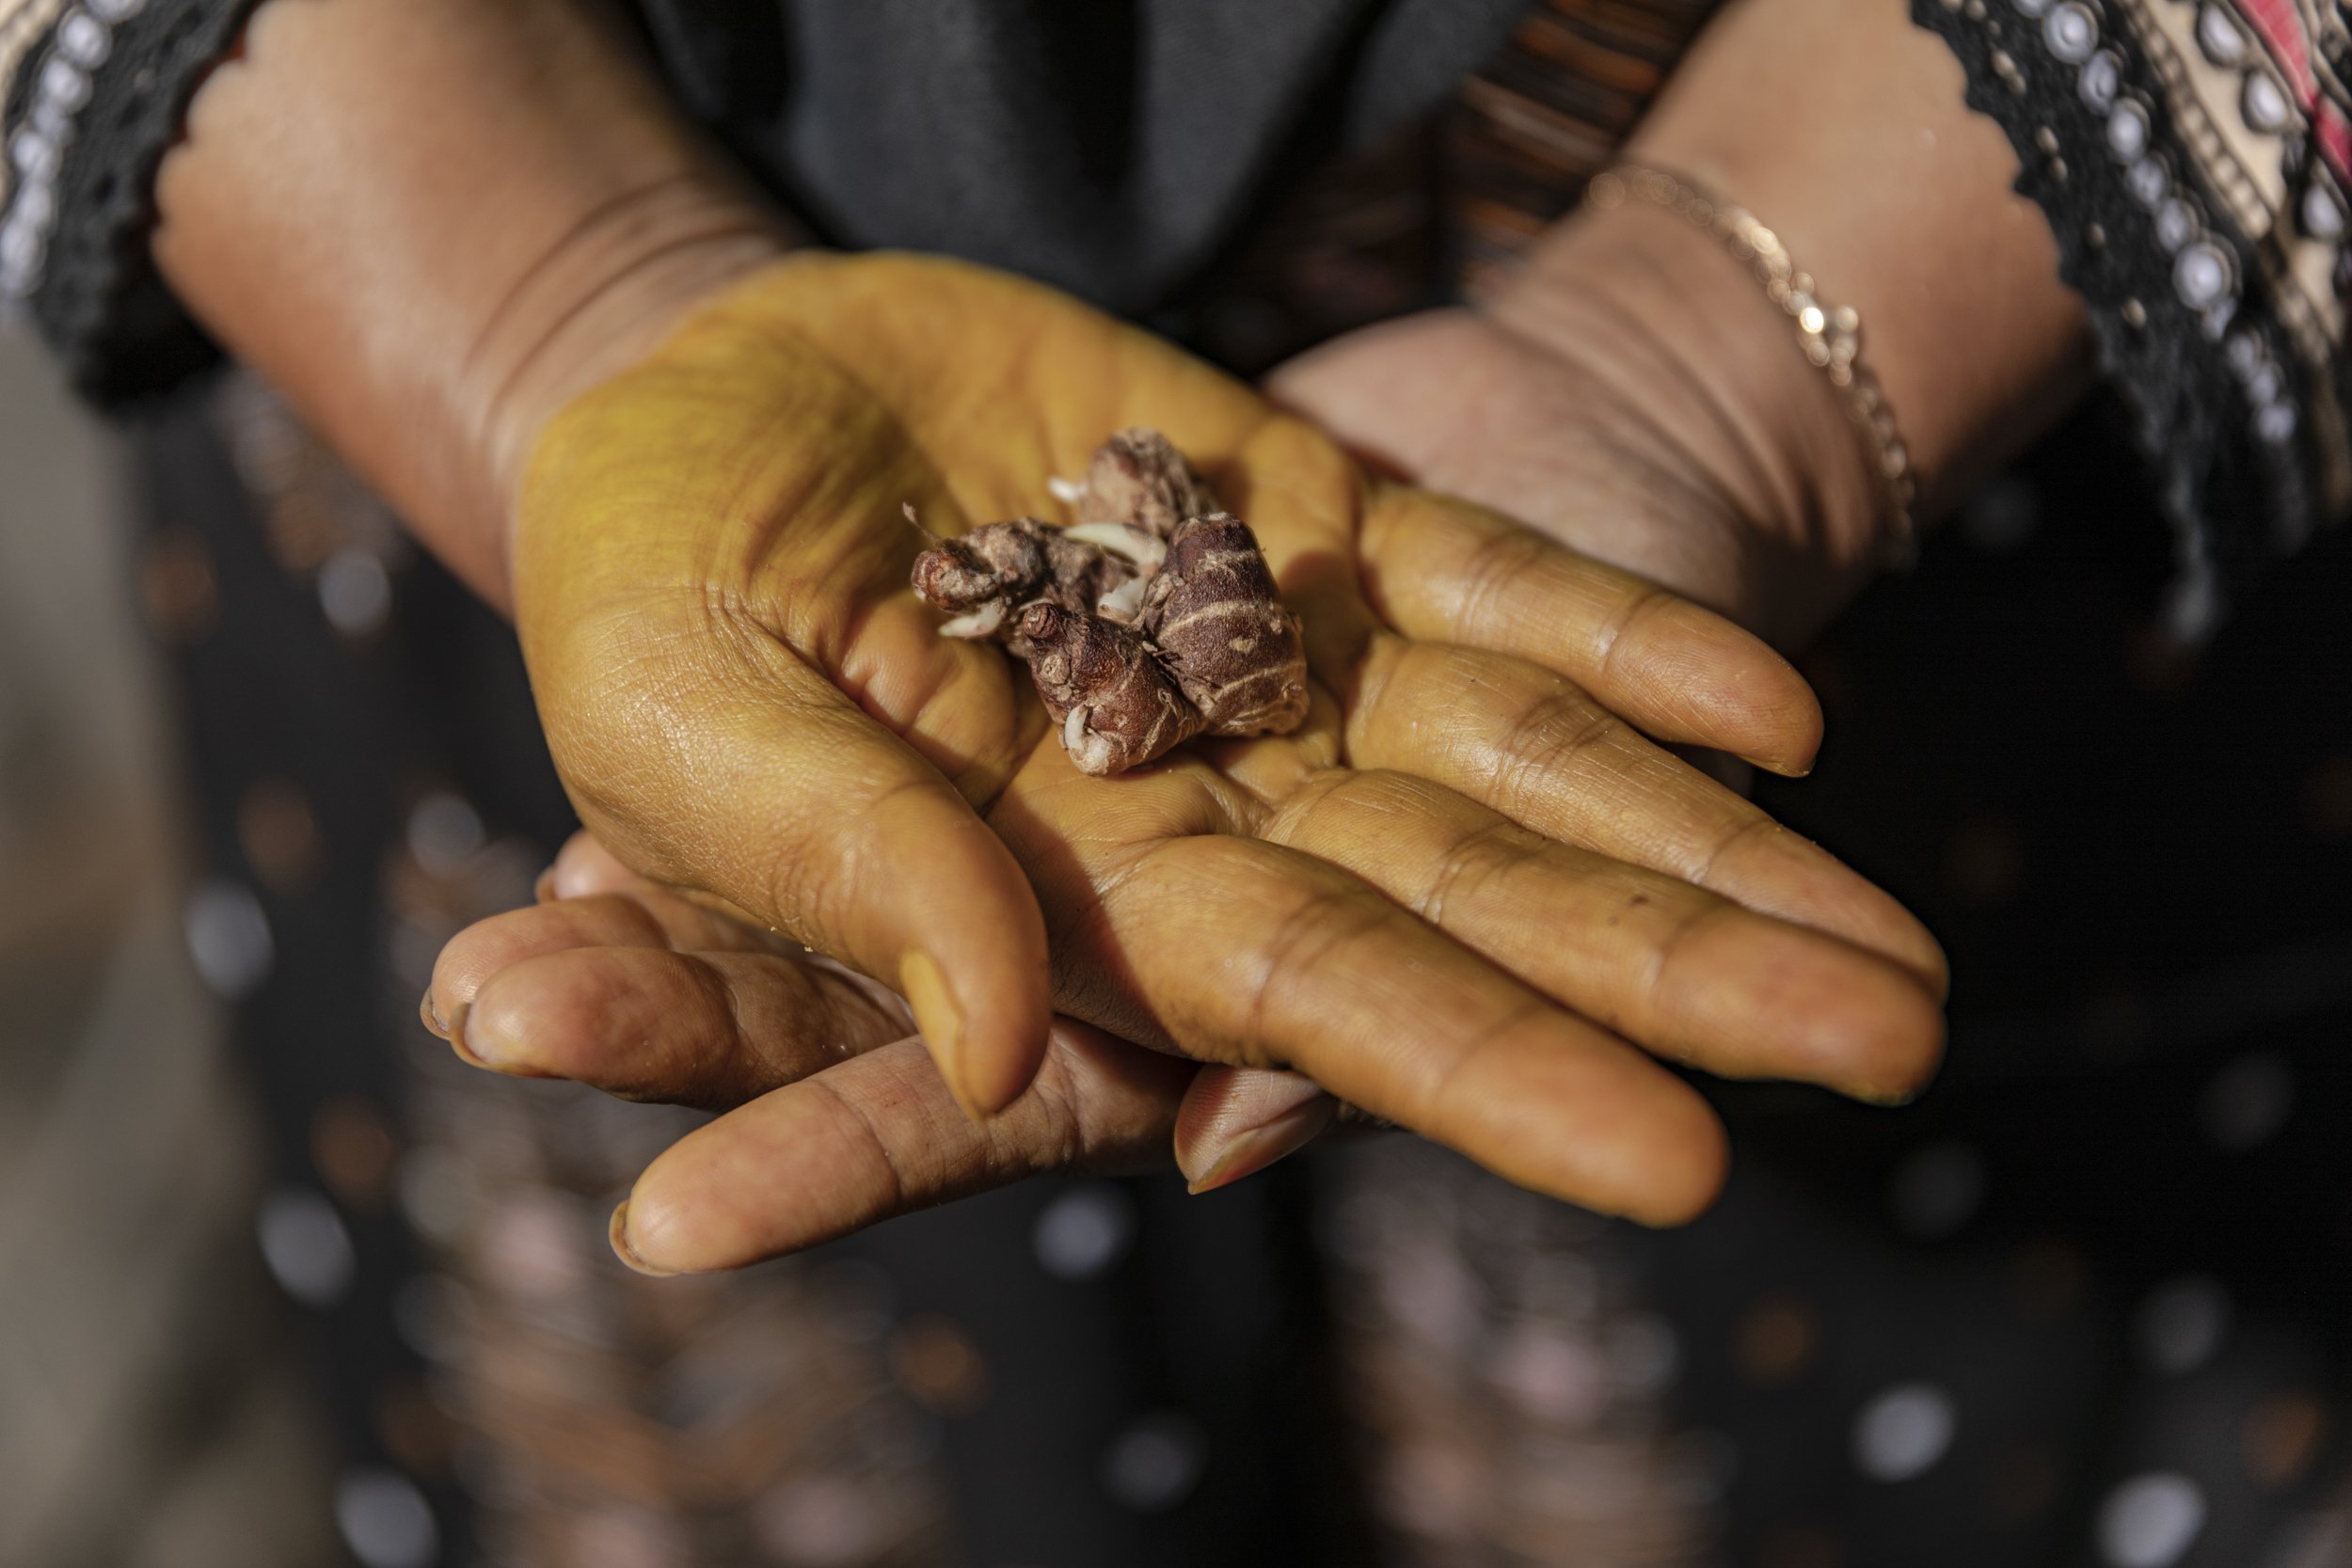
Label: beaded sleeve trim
xmin=1913 ymin=0 xmax=2352 ymax=638
xmin=0 ymin=0 xmax=265 ymax=404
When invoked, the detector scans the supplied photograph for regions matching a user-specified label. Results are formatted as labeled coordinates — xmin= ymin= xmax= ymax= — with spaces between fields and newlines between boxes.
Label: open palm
xmin=497 ymin=252 xmax=1944 ymax=1265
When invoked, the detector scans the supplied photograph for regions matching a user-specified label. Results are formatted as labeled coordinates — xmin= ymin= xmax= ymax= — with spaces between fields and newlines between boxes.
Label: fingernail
xmin=444 ymin=1002 xmax=491 ymax=1068
xmin=899 ymin=949 xmax=984 ymax=1121
xmin=419 ymin=988 xmax=450 ymax=1040
xmin=1184 ymin=1098 xmax=1336 ymax=1196
xmin=533 ymin=866 xmax=559 ymax=903
xmin=608 ymin=1200 xmax=680 ymax=1277
xmin=443 ymin=1003 xmax=548 ymax=1078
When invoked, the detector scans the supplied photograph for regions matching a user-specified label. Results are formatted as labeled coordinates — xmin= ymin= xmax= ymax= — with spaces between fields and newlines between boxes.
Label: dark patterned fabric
xmin=23 ymin=2 xmax=2352 ymax=1565
xmin=0 ymin=0 xmax=266 ymax=400
xmin=1915 ymin=0 xmax=2352 ymax=638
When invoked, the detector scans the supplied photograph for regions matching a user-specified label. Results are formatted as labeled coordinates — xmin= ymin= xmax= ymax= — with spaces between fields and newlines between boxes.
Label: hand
xmin=461 ymin=250 xmax=1945 ymax=1269
xmin=1265 ymin=211 xmax=1886 ymax=646
xmin=428 ymin=813 xmax=1915 ymax=1272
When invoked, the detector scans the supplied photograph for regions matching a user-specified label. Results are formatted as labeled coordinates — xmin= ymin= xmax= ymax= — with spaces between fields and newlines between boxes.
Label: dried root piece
xmin=909 ymin=514 xmax=1140 ymax=639
xmin=1064 ymin=427 xmax=1217 ymax=541
xmin=1142 ymin=513 xmax=1309 ymax=736
xmin=1016 ymin=604 xmax=1203 ymax=775
xmin=908 ymin=429 xmax=1305 ymax=775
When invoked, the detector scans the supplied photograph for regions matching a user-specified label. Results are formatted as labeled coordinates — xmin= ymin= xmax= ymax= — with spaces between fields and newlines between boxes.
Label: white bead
xmin=39 ymin=58 xmax=89 ymax=112
xmin=14 ymin=179 xmax=54 ymax=231
xmin=2079 ymin=49 xmax=2122 ymax=111
xmin=2196 ymin=2 xmax=2248 ymax=65
xmin=57 ymin=13 xmax=110 ymax=67
xmin=2107 ymin=100 xmax=2152 ymax=160
xmin=8 ymin=131 xmax=58 ymax=182
xmin=2258 ymin=403 xmax=2297 ymax=443
xmin=0 ymin=219 xmax=39 ymax=274
xmin=2044 ymin=2 xmax=2099 ymax=63
xmin=2156 ymin=198 xmax=2196 ymax=251
xmin=30 ymin=100 xmax=72 ymax=144
xmin=2302 ymin=181 xmax=2345 ymax=239
xmin=2173 ymin=241 xmax=2233 ymax=307
xmin=2127 ymin=158 xmax=2169 ymax=206
xmin=2243 ymin=71 xmax=2293 ymax=135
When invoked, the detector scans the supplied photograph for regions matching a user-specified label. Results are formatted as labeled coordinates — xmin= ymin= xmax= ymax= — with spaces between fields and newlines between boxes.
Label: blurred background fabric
xmin=0 ymin=330 xmax=342 ymax=1567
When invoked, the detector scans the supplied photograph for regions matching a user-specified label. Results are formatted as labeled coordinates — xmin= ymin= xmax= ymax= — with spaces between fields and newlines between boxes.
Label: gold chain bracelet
xmin=1588 ymin=162 xmax=1919 ymax=566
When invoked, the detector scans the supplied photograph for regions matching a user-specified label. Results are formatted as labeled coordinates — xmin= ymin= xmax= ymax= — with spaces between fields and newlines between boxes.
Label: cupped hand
xmin=429 ymin=817 xmax=1916 ymax=1273
xmin=516 ymin=250 xmax=1872 ymax=1119
xmin=484 ymin=252 xmax=1944 ymax=1266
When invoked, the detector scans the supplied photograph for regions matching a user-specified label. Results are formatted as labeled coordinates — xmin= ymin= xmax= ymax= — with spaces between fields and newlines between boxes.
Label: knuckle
xmin=1417 ymin=817 xmax=1530 ymax=926
xmin=1230 ymin=885 xmax=1392 ymax=1056
xmin=1591 ymin=585 xmax=1670 ymax=692
xmin=1492 ymin=685 xmax=1619 ymax=808
xmin=1450 ymin=523 xmax=1554 ymax=637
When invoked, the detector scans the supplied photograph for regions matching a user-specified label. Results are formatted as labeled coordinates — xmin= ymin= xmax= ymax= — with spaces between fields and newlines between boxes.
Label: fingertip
xmin=548 ymin=831 xmax=639 ymax=900
xmin=609 ymin=1199 xmax=685 ymax=1277
xmin=1609 ymin=597 xmax=1825 ymax=775
xmin=1182 ymin=1099 xmax=1334 ymax=1195
xmin=898 ymin=945 xmax=1051 ymax=1121
xmin=451 ymin=980 xmax=559 ymax=1080
xmin=1708 ymin=642 xmax=1823 ymax=781
xmin=1617 ymin=1105 xmax=1730 ymax=1228
xmin=1740 ymin=687 xmax=1825 ymax=779
xmin=817 ymin=779 xmax=1051 ymax=1120
xmin=1845 ymin=984 xmax=1947 ymax=1106
xmin=1173 ymin=1067 xmax=1335 ymax=1191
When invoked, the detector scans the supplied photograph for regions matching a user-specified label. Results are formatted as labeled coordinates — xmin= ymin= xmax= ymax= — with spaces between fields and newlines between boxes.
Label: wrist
xmin=151 ymin=0 xmax=791 ymax=612
xmin=1474 ymin=199 xmax=1889 ymax=629
xmin=457 ymin=185 xmax=792 ymax=611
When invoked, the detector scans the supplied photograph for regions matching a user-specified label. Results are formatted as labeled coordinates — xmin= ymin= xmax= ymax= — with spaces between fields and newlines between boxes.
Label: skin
xmin=142 ymin=0 xmax=2075 ymax=1269
xmin=491 ymin=251 xmax=1942 ymax=1237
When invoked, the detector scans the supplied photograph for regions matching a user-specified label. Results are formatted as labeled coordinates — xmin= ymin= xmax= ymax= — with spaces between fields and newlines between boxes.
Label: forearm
xmin=1486 ymin=0 xmax=2091 ymax=584
xmin=151 ymin=0 xmax=789 ymax=609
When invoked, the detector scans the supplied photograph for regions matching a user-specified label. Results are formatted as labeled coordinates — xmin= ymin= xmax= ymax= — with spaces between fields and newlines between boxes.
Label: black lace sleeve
xmin=1 ymin=0 xmax=265 ymax=404
xmin=1911 ymin=0 xmax=2352 ymax=637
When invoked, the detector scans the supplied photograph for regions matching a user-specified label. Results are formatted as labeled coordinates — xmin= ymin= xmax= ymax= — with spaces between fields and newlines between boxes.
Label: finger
xmin=611 ymin=1022 xmax=1193 ymax=1274
xmin=1344 ymin=637 xmax=1948 ymax=995
xmin=428 ymin=884 xmax=796 ymax=1033
xmin=459 ymin=946 xmax=908 ymax=1110
xmin=1173 ymin=1068 xmax=1337 ymax=1193
xmin=1261 ymin=769 xmax=1944 ymax=1102
xmin=993 ymin=787 xmax=1730 ymax=1225
xmin=1360 ymin=490 xmax=1824 ymax=777
xmin=542 ymin=830 xmax=640 ymax=901
xmin=538 ymin=614 xmax=1054 ymax=1118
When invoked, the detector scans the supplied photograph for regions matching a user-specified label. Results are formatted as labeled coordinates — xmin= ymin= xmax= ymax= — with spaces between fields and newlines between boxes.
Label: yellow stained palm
xmin=514 ymin=251 xmax=1939 ymax=1227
